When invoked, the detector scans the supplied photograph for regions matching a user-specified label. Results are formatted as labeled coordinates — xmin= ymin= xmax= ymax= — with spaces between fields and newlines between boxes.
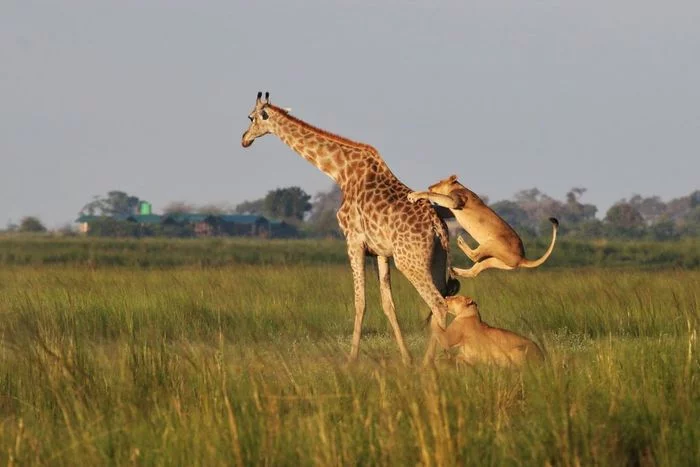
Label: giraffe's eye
xmin=248 ymin=116 xmax=253 ymax=122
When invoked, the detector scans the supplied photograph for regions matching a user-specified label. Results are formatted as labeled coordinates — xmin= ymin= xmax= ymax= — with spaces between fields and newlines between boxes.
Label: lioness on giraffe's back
xmin=408 ymin=174 xmax=558 ymax=278
xmin=241 ymin=92 xmax=459 ymax=365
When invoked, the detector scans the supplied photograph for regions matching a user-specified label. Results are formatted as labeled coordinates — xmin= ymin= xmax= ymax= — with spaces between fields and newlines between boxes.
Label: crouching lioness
xmin=432 ymin=295 xmax=544 ymax=368
xmin=408 ymin=175 xmax=558 ymax=278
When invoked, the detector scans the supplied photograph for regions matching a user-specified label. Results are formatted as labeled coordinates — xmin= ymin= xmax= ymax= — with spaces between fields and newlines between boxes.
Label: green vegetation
xmin=0 ymin=262 xmax=698 ymax=465
xmin=1 ymin=235 xmax=699 ymax=269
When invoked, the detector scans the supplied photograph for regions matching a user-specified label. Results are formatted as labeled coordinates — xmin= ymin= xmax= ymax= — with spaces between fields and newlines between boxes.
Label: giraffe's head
xmin=428 ymin=174 xmax=460 ymax=195
xmin=241 ymin=91 xmax=274 ymax=148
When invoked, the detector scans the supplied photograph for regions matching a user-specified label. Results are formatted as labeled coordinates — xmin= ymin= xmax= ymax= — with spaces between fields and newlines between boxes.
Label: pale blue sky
xmin=2 ymin=1 xmax=698 ymax=227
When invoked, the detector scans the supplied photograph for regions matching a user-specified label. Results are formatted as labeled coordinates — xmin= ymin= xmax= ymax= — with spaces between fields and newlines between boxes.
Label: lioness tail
xmin=520 ymin=217 xmax=558 ymax=269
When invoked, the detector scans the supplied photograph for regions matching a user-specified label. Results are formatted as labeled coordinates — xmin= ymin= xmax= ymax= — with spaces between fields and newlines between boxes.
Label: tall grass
xmin=0 ymin=265 xmax=698 ymax=465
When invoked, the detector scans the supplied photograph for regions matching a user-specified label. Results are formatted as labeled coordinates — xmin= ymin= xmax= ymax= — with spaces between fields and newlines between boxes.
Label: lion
xmin=408 ymin=175 xmax=558 ymax=278
xmin=431 ymin=295 xmax=544 ymax=368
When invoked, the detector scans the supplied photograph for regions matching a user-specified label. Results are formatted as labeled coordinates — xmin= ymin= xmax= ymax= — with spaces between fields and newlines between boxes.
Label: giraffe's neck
xmin=266 ymin=105 xmax=388 ymax=186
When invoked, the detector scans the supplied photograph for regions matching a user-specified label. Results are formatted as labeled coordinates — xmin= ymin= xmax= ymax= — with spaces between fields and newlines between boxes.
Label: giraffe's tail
xmin=430 ymin=228 xmax=460 ymax=298
xmin=446 ymin=276 xmax=461 ymax=297
xmin=423 ymin=217 xmax=461 ymax=327
xmin=431 ymin=212 xmax=460 ymax=298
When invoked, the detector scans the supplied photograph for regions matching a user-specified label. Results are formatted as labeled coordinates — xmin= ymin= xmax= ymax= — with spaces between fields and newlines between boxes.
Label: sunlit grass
xmin=0 ymin=265 xmax=698 ymax=465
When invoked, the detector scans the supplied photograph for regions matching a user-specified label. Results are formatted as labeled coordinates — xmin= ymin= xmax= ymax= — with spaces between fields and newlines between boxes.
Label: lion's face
xmin=445 ymin=295 xmax=478 ymax=317
xmin=428 ymin=174 xmax=459 ymax=196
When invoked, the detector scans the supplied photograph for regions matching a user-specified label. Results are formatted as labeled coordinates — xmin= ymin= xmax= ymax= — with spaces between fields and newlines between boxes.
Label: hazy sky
xmin=2 ymin=1 xmax=699 ymax=228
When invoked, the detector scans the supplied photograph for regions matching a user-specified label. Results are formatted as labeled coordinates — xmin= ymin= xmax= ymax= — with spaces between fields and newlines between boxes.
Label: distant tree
xmin=678 ymin=205 xmax=700 ymax=237
xmin=604 ymin=202 xmax=645 ymax=238
xmin=576 ymin=219 xmax=605 ymax=238
xmin=196 ymin=203 xmax=234 ymax=215
xmin=514 ymin=188 xmax=542 ymax=204
xmin=87 ymin=218 xmax=140 ymax=237
xmin=235 ymin=198 xmax=265 ymax=215
xmin=690 ymin=190 xmax=700 ymax=208
xmin=162 ymin=202 xmax=195 ymax=214
xmin=649 ymin=218 xmax=679 ymax=241
xmin=57 ymin=223 xmax=77 ymax=236
xmin=80 ymin=191 xmax=141 ymax=217
xmin=490 ymin=200 xmax=530 ymax=230
xmin=628 ymin=194 xmax=667 ymax=225
xmin=263 ymin=187 xmax=312 ymax=223
xmin=555 ymin=187 xmax=598 ymax=237
xmin=563 ymin=187 xmax=597 ymax=223
xmin=511 ymin=188 xmax=564 ymax=235
xmin=665 ymin=193 xmax=694 ymax=222
xmin=19 ymin=216 xmax=47 ymax=233
xmin=307 ymin=185 xmax=342 ymax=237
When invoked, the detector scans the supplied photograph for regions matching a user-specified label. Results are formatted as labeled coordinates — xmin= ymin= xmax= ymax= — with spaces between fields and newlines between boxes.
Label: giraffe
xmin=241 ymin=92 xmax=459 ymax=365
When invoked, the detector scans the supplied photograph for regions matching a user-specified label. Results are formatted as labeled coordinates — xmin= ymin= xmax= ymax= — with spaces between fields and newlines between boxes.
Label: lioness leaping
xmin=408 ymin=175 xmax=558 ymax=278
xmin=433 ymin=295 xmax=544 ymax=368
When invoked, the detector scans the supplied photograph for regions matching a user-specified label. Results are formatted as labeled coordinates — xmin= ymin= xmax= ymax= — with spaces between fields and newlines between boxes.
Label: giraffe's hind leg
xmin=394 ymin=254 xmax=449 ymax=366
xmin=452 ymin=256 xmax=515 ymax=278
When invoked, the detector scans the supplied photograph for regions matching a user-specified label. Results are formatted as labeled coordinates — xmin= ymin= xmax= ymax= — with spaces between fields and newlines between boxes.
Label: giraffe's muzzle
xmin=241 ymin=131 xmax=254 ymax=148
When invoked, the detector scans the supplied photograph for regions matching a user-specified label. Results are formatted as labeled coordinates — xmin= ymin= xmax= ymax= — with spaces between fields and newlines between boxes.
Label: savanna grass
xmin=0 ymin=265 xmax=698 ymax=465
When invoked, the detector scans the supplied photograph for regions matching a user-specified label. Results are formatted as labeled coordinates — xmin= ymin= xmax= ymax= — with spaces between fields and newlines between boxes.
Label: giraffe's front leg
xmin=347 ymin=243 xmax=367 ymax=362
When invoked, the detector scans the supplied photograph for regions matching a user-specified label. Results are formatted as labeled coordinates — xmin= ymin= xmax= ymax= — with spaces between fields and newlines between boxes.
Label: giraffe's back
xmin=350 ymin=169 xmax=449 ymax=258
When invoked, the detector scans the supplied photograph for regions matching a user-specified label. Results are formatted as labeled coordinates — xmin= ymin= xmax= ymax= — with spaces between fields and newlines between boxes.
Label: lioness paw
xmin=407 ymin=192 xmax=424 ymax=203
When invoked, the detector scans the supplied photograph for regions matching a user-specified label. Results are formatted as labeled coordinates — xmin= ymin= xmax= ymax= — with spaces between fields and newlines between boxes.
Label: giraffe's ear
xmin=449 ymin=174 xmax=458 ymax=182
xmin=261 ymin=109 xmax=269 ymax=120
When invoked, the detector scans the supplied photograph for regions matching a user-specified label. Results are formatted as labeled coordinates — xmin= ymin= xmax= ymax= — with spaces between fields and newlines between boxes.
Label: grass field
xmin=0 ymin=254 xmax=698 ymax=465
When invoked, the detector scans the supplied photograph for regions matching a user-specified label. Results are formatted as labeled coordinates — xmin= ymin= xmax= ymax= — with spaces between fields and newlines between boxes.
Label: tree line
xmin=5 ymin=186 xmax=700 ymax=240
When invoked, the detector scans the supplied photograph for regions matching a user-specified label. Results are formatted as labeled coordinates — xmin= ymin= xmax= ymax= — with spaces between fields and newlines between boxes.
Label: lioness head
xmin=445 ymin=295 xmax=479 ymax=317
xmin=428 ymin=174 xmax=460 ymax=195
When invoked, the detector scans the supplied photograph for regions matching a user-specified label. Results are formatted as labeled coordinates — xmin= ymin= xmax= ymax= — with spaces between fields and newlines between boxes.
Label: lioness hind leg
xmin=452 ymin=256 xmax=515 ymax=278
xmin=457 ymin=235 xmax=480 ymax=261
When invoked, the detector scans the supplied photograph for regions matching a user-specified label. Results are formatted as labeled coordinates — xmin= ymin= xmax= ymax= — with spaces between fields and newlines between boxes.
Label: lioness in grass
xmin=408 ymin=175 xmax=558 ymax=278
xmin=432 ymin=295 xmax=544 ymax=368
